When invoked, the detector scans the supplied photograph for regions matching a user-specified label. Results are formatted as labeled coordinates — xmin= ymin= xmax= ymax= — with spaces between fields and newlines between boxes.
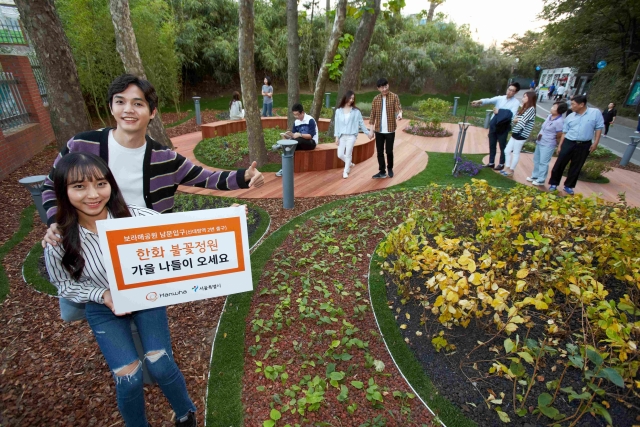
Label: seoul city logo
xmin=192 ymin=286 xmax=199 ymax=292
xmin=146 ymin=292 xmax=159 ymax=302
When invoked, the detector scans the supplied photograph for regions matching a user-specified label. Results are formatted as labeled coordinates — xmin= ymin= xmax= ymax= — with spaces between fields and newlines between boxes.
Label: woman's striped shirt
xmin=45 ymin=206 xmax=157 ymax=304
xmin=511 ymin=106 xmax=536 ymax=139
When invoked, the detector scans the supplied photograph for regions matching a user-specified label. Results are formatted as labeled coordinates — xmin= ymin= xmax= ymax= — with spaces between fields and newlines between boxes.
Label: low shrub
xmin=589 ymin=145 xmax=615 ymax=160
xmin=413 ymin=98 xmax=452 ymax=129
xmin=522 ymin=141 xmax=537 ymax=153
xmin=356 ymin=102 xmax=372 ymax=117
xmin=577 ymin=159 xmax=613 ymax=182
xmin=378 ymin=181 xmax=639 ymax=426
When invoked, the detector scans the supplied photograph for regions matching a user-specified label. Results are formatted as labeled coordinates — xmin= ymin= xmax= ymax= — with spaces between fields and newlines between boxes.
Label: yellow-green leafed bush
xmin=377 ymin=180 xmax=640 ymax=366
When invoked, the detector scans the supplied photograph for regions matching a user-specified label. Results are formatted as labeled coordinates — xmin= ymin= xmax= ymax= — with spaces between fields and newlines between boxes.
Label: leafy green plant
xmin=413 ymin=98 xmax=452 ymax=130
xmin=378 ymin=180 xmax=640 ymax=425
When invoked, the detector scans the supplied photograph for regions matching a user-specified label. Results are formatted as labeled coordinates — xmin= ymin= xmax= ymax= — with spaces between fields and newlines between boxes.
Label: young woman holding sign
xmin=44 ymin=152 xmax=197 ymax=427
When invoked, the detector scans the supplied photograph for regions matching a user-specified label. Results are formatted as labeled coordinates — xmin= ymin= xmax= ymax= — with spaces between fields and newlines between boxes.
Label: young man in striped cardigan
xmin=41 ymin=74 xmax=264 ymax=322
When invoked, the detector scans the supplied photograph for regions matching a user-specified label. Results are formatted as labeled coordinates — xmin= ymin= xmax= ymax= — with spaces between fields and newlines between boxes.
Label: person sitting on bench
xmin=275 ymin=103 xmax=318 ymax=177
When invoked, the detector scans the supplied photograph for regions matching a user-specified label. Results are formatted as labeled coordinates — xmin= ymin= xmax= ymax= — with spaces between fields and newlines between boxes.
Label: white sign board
xmin=97 ymin=207 xmax=252 ymax=314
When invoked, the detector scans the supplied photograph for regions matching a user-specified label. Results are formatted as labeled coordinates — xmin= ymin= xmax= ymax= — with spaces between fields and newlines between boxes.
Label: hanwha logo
xmin=146 ymin=292 xmax=159 ymax=302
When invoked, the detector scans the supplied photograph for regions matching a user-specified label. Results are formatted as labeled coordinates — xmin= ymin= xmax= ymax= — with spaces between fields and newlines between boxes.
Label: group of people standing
xmin=473 ymin=82 xmax=604 ymax=195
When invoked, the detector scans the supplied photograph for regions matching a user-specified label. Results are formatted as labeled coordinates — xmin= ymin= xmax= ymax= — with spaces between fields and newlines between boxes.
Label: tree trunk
xmin=307 ymin=0 xmax=316 ymax=93
xmin=238 ymin=0 xmax=269 ymax=166
xmin=328 ymin=0 xmax=380 ymax=135
xmin=325 ymin=0 xmax=330 ymax=32
xmin=14 ymin=0 xmax=90 ymax=150
xmin=427 ymin=1 xmax=444 ymax=22
xmin=311 ymin=0 xmax=347 ymax=121
xmin=108 ymin=0 xmax=173 ymax=148
xmin=287 ymin=0 xmax=300 ymax=129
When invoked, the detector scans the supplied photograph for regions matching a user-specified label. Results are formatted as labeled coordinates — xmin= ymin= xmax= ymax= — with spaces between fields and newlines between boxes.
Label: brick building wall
xmin=0 ymin=55 xmax=56 ymax=180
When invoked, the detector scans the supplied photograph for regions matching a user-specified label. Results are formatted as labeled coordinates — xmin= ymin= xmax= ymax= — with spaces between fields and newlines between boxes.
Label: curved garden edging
xmin=204 ymin=187 xmax=480 ymax=426
xmin=368 ymin=247 xmax=475 ymax=427
xmin=0 ymin=205 xmax=35 ymax=303
xmin=199 ymin=117 xmax=376 ymax=173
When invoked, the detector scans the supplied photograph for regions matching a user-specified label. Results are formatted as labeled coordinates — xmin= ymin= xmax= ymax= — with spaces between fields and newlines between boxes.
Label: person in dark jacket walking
xmin=601 ymin=102 xmax=617 ymax=137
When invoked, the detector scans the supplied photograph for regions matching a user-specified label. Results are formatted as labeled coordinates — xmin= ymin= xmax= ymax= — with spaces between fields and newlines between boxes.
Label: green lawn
xmin=393 ymin=152 xmax=519 ymax=190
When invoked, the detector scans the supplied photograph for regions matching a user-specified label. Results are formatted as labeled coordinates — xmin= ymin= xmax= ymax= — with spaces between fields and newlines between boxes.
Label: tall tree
xmin=327 ymin=0 xmax=380 ymax=135
xmin=238 ymin=0 xmax=269 ymax=166
xmin=306 ymin=0 xmax=318 ymax=92
xmin=325 ymin=0 xmax=331 ymax=32
xmin=287 ymin=0 xmax=300 ymax=129
xmin=310 ymin=0 xmax=347 ymax=120
xmin=14 ymin=0 xmax=90 ymax=150
xmin=426 ymin=0 xmax=445 ymax=22
xmin=108 ymin=0 xmax=173 ymax=148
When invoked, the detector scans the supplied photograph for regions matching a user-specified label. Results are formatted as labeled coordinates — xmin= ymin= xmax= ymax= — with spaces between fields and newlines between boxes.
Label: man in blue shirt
xmin=548 ymin=95 xmax=604 ymax=195
xmin=471 ymin=82 xmax=521 ymax=170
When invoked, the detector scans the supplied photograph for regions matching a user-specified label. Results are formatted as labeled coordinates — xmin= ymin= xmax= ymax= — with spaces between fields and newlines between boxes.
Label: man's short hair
xmin=572 ymin=95 xmax=587 ymax=105
xmin=376 ymin=78 xmax=389 ymax=88
xmin=509 ymin=82 xmax=521 ymax=92
xmin=554 ymin=101 xmax=569 ymax=115
xmin=292 ymin=103 xmax=304 ymax=113
xmin=108 ymin=74 xmax=158 ymax=114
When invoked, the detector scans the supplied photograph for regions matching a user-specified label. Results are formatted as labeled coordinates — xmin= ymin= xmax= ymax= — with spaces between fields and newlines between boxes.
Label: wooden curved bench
xmin=200 ymin=117 xmax=375 ymax=173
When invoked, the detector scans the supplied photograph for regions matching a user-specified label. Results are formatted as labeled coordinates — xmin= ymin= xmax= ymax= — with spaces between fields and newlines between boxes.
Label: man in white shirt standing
xmin=555 ymin=84 xmax=566 ymax=100
xmin=472 ymin=82 xmax=521 ymax=170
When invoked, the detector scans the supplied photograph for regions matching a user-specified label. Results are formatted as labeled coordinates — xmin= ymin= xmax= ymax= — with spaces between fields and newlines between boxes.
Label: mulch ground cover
xmin=0 ymin=135 xmax=349 ymax=425
xmin=240 ymin=192 xmax=436 ymax=426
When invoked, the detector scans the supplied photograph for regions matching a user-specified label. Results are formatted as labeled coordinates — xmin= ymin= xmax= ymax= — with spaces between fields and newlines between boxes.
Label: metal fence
xmin=28 ymin=54 xmax=48 ymax=106
xmin=0 ymin=72 xmax=30 ymax=131
xmin=0 ymin=20 xmax=27 ymax=45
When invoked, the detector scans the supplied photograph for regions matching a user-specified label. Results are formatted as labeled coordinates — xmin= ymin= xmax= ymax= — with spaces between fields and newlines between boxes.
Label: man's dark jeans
xmin=488 ymin=128 xmax=509 ymax=165
xmin=375 ymin=132 xmax=395 ymax=173
xmin=294 ymin=136 xmax=316 ymax=151
xmin=548 ymin=139 xmax=592 ymax=188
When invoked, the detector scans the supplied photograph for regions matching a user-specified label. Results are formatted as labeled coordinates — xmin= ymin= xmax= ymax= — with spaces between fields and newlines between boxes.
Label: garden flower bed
xmin=404 ymin=120 xmax=453 ymax=138
xmin=377 ymin=181 xmax=640 ymax=426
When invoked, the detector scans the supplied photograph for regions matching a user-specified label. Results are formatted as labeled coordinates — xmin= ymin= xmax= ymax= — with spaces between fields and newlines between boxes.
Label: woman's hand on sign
xmin=230 ymin=203 xmax=249 ymax=215
xmin=245 ymin=161 xmax=265 ymax=188
xmin=42 ymin=223 xmax=61 ymax=248
xmin=103 ymin=291 xmax=130 ymax=316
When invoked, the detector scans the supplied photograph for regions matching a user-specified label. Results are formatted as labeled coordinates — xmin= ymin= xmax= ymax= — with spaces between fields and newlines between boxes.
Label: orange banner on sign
xmin=106 ymin=217 xmax=245 ymax=291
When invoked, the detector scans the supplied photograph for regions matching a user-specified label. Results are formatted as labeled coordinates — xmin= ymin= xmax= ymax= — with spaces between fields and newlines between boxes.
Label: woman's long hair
xmin=518 ymin=90 xmax=537 ymax=115
xmin=338 ymin=90 xmax=357 ymax=109
xmin=53 ymin=153 xmax=131 ymax=280
xmin=229 ymin=91 xmax=240 ymax=109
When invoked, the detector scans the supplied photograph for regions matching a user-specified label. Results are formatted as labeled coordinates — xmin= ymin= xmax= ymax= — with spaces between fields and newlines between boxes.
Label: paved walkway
xmin=172 ymin=120 xmax=640 ymax=206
